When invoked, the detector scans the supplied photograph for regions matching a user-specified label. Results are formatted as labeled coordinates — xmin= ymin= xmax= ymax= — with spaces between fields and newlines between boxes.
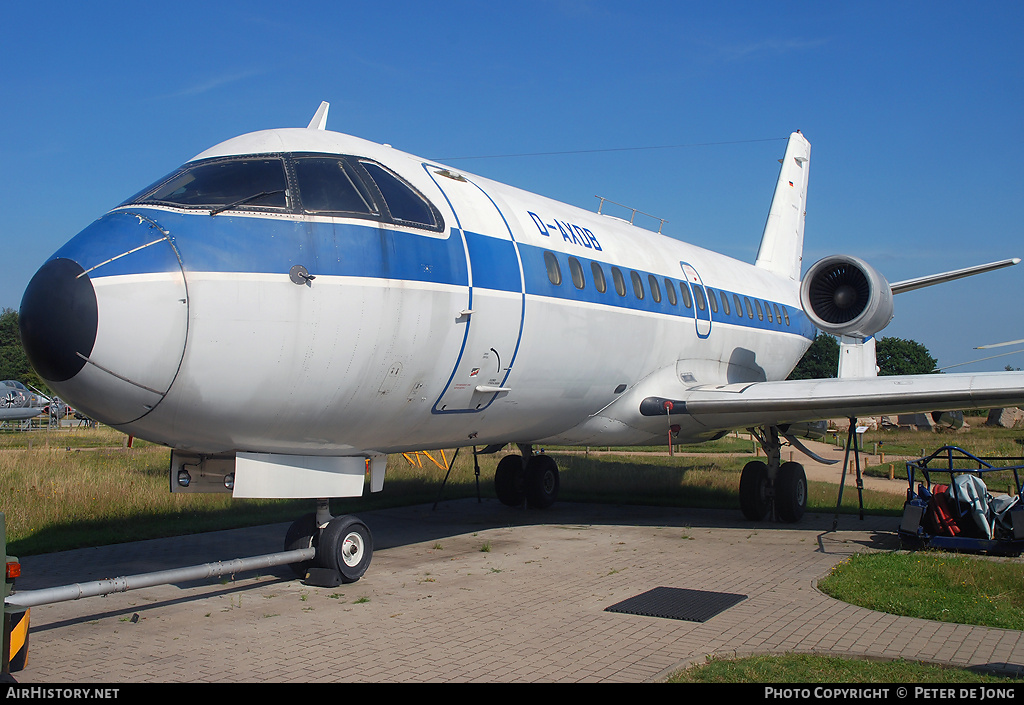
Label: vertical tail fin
xmin=307 ymin=101 xmax=330 ymax=130
xmin=754 ymin=131 xmax=811 ymax=282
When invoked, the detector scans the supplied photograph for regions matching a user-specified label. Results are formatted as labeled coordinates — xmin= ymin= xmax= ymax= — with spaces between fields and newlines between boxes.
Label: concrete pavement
xmin=10 ymin=497 xmax=1024 ymax=683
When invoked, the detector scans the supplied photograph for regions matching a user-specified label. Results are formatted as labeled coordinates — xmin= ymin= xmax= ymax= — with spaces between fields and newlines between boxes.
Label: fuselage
xmin=20 ymin=127 xmax=815 ymax=455
xmin=0 ymin=380 xmax=47 ymax=421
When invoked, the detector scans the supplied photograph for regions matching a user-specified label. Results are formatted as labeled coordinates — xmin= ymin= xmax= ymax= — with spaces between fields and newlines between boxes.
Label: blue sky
xmin=2 ymin=1 xmax=1021 ymax=372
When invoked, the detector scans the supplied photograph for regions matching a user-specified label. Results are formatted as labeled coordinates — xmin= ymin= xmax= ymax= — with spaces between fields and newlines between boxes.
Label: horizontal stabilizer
xmin=977 ymin=339 xmax=1024 ymax=350
xmin=890 ymin=258 xmax=1019 ymax=294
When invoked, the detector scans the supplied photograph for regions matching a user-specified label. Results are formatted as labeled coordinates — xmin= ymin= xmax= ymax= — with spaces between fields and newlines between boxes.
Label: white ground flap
xmin=233 ymin=453 xmax=370 ymax=499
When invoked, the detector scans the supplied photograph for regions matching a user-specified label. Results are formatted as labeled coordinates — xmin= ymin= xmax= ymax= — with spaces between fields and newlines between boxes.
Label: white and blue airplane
xmin=18 ymin=103 xmax=1024 ymax=583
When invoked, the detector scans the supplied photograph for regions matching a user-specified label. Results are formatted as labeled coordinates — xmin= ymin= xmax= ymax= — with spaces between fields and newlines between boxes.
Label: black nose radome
xmin=20 ymin=258 xmax=99 ymax=383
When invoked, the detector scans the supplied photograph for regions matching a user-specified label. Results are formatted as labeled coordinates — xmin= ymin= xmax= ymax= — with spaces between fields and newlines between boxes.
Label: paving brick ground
xmin=9 ymin=500 xmax=1024 ymax=683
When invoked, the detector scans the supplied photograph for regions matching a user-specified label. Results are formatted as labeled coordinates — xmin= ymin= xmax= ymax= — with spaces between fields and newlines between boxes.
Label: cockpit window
xmin=131 ymin=158 xmax=288 ymax=211
xmin=359 ymin=161 xmax=440 ymax=230
xmin=294 ymin=157 xmax=378 ymax=216
xmin=122 ymin=152 xmax=444 ymax=233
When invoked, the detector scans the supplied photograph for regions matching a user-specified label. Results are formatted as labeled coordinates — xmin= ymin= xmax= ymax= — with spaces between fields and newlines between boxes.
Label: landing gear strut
xmin=284 ymin=499 xmax=374 ymax=586
xmin=739 ymin=426 xmax=807 ymax=523
xmin=494 ymin=444 xmax=560 ymax=509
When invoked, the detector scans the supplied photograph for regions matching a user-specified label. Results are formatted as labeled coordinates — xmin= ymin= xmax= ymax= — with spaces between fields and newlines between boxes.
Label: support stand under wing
xmin=833 ymin=418 xmax=867 ymax=529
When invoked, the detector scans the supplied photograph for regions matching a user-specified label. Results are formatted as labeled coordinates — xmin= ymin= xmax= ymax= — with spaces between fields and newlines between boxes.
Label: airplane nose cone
xmin=20 ymin=210 xmax=189 ymax=425
xmin=20 ymin=258 xmax=99 ymax=382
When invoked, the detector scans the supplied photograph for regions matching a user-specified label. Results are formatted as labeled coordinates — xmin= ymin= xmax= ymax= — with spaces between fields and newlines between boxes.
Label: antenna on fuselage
xmin=307 ymin=101 xmax=330 ymax=130
xmin=594 ymin=196 xmax=667 ymax=234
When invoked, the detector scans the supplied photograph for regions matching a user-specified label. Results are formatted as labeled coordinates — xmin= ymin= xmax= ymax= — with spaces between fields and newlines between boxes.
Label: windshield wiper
xmin=209 ymin=189 xmax=285 ymax=216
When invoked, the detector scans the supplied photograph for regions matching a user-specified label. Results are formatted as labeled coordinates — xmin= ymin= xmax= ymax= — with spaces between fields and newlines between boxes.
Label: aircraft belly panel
xmin=232 ymin=453 xmax=368 ymax=499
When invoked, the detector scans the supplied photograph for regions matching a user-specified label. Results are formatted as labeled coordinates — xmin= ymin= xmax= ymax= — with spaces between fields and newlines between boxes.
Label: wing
xmin=638 ymin=371 xmax=1024 ymax=432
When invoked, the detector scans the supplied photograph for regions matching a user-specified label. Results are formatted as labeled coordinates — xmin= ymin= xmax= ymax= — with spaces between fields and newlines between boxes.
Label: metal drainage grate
xmin=605 ymin=587 xmax=746 ymax=622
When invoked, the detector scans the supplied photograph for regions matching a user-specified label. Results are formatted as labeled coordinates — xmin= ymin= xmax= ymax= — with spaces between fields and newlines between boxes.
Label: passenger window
xmin=591 ymin=262 xmax=607 ymax=293
xmin=360 ymin=161 xmax=440 ymax=229
xmin=765 ymin=301 xmax=774 ymax=323
xmin=648 ymin=274 xmax=662 ymax=303
xmin=568 ymin=257 xmax=585 ymax=289
xmin=630 ymin=271 xmax=644 ymax=300
xmin=294 ymin=157 xmax=378 ymax=215
xmin=720 ymin=291 xmax=731 ymax=315
xmin=733 ymin=294 xmax=743 ymax=317
xmin=706 ymin=287 xmax=718 ymax=313
xmin=782 ymin=306 xmax=791 ymax=326
xmin=612 ymin=267 xmax=626 ymax=296
xmin=679 ymin=282 xmax=693 ymax=308
xmin=744 ymin=297 xmax=754 ymax=319
xmin=664 ymin=278 xmax=677 ymax=306
xmin=694 ymin=286 xmax=707 ymax=311
xmin=544 ymin=251 xmax=562 ymax=285
xmin=755 ymin=300 xmax=764 ymax=321
xmin=774 ymin=304 xmax=783 ymax=324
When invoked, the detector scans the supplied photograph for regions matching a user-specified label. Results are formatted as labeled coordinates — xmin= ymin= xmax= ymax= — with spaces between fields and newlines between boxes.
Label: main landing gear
xmin=739 ymin=426 xmax=807 ymax=523
xmin=284 ymin=499 xmax=373 ymax=586
xmin=494 ymin=443 xmax=560 ymax=509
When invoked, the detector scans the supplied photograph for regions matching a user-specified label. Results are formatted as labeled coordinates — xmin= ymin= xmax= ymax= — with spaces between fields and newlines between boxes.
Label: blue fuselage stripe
xmin=62 ymin=208 xmax=814 ymax=340
xmin=465 ymin=234 xmax=521 ymax=293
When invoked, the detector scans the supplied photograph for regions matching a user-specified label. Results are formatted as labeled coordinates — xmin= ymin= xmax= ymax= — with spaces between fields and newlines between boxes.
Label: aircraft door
xmin=428 ymin=167 xmax=525 ymax=413
xmin=680 ymin=261 xmax=712 ymax=339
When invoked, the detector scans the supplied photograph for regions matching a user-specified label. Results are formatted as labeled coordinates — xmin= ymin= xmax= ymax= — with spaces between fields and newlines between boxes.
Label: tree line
xmin=788 ymin=333 xmax=938 ymax=380
xmin=0 ymin=308 xmax=47 ymax=392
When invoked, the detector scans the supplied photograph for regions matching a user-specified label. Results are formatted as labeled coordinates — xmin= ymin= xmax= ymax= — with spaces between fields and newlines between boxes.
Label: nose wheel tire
xmin=317 ymin=515 xmax=373 ymax=583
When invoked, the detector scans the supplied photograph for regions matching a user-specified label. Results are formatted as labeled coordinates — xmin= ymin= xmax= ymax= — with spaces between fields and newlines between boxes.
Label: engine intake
xmin=800 ymin=255 xmax=894 ymax=338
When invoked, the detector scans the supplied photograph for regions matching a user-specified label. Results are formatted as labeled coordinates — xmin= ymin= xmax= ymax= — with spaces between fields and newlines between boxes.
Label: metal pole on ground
xmin=833 ymin=418 xmax=857 ymax=532
xmin=4 ymin=548 xmax=316 ymax=610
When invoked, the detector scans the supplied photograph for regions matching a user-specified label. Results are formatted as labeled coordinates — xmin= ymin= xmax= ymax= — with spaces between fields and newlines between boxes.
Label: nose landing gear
xmin=285 ymin=499 xmax=374 ymax=586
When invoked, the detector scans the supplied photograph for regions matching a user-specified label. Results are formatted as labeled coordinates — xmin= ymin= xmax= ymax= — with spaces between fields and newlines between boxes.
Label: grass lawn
xmin=3 ymin=423 xmax=1023 ymax=683
xmin=669 ymin=653 xmax=1018 ymax=683
xmin=0 ymin=427 xmax=906 ymax=555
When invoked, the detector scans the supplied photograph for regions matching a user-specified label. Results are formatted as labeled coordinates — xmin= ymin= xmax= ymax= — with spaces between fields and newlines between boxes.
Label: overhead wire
xmin=935 ymin=349 xmax=1024 ymax=372
xmin=433 ymin=137 xmax=788 ymax=162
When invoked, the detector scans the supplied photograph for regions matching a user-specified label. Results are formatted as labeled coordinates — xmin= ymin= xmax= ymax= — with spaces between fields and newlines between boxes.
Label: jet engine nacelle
xmin=799 ymin=255 xmax=894 ymax=338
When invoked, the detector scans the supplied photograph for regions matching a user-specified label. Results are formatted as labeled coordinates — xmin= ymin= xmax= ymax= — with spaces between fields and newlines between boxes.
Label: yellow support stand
xmin=402 ymin=450 xmax=451 ymax=471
